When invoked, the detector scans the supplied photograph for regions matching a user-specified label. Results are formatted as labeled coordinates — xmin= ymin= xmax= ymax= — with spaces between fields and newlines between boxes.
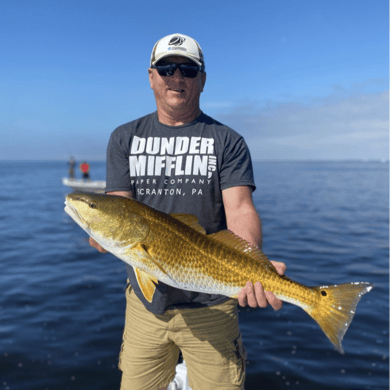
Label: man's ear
xmin=200 ymin=72 xmax=206 ymax=92
xmin=148 ymin=68 xmax=154 ymax=89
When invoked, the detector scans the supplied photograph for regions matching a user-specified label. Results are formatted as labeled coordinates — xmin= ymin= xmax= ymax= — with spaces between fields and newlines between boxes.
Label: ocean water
xmin=0 ymin=160 xmax=388 ymax=390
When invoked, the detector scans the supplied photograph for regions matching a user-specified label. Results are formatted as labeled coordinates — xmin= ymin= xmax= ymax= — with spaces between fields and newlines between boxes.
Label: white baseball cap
xmin=150 ymin=33 xmax=205 ymax=69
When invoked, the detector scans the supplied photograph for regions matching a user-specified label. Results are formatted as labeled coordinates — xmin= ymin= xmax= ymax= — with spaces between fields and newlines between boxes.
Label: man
xmin=68 ymin=156 xmax=75 ymax=179
xmin=79 ymin=161 xmax=90 ymax=180
xmin=90 ymin=33 xmax=286 ymax=390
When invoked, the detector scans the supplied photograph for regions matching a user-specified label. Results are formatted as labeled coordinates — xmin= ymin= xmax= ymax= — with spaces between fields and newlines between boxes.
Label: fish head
xmin=65 ymin=193 xmax=150 ymax=250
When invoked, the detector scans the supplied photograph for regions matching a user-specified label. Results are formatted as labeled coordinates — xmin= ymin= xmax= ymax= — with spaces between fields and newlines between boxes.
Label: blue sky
xmin=1 ymin=0 xmax=388 ymax=161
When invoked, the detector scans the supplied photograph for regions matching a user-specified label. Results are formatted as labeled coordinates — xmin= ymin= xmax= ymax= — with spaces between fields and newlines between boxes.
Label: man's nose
xmin=171 ymin=67 xmax=184 ymax=79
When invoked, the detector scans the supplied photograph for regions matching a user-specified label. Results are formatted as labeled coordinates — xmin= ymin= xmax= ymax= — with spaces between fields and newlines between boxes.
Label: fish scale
xmin=65 ymin=192 xmax=373 ymax=354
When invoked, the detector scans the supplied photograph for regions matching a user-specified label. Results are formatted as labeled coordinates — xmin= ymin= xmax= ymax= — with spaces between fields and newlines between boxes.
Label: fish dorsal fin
xmin=134 ymin=268 xmax=159 ymax=303
xmin=170 ymin=214 xmax=206 ymax=234
xmin=209 ymin=230 xmax=252 ymax=252
xmin=209 ymin=230 xmax=279 ymax=273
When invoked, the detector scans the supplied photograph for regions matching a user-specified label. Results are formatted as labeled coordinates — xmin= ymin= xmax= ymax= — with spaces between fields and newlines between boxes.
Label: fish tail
xmin=307 ymin=282 xmax=373 ymax=354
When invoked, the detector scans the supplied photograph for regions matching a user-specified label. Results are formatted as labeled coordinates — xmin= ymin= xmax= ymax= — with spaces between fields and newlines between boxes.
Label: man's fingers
xmin=245 ymin=281 xmax=258 ymax=308
xmin=265 ymin=291 xmax=283 ymax=311
xmin=237 ymin=288 xmax=247 ymax=307
xmin=253 ymin=282 xmax=283 ymax=311
xmin=89 ymin=237 xmax=107 ymax=253
xmin=253 ymin=281 xmax=268 ymax=308
xmin=237 ymin=281 xmax=283 ymax=311
xmin=270 ymin=261 xmax=286 ymax=275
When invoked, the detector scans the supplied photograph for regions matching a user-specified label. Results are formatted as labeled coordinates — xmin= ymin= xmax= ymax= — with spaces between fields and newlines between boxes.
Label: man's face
xmin=148 ymin=56 xmax=206 ymax=115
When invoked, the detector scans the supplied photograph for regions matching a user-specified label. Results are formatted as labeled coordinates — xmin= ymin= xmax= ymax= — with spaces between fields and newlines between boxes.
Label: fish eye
xmin=89 ymin=202 xmax=97 ymax=209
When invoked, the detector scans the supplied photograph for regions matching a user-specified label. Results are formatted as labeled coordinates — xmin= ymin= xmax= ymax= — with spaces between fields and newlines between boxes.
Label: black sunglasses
xmin=151 ymin=63 xmax=203 ymax=79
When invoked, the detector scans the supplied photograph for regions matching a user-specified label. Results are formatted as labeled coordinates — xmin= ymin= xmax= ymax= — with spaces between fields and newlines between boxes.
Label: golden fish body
xmin=64 ymin=193 xmax=372 ymax=353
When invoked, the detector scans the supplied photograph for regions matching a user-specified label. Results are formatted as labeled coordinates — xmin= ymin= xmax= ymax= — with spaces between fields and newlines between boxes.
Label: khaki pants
xmin=119 ymin=285 xmax=247 ymax=390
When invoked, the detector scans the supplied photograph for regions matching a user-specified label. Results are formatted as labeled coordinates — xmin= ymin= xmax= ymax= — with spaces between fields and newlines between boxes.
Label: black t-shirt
xmin=106 ymin=111 xmax=256 ymax=314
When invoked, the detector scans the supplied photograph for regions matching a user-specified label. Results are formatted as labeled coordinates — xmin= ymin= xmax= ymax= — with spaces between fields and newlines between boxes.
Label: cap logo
xmin=169 ymin=36 xmax=186 ymax=46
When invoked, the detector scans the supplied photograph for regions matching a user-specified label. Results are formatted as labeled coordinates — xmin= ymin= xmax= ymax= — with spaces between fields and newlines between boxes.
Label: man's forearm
xmin=226 ymin=209 xmax=262 ymax=249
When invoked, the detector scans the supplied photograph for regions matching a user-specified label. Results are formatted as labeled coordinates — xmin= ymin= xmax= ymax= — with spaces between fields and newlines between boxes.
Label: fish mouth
xmin=64 ymin=200 xmax=88 ymax=230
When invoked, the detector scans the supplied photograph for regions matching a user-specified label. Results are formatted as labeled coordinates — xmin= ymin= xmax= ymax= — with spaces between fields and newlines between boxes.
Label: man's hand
xmin=89 ymin=237 xmax=108 ymax=253
xmin=237 ymin=261 xmax=286 ymax=310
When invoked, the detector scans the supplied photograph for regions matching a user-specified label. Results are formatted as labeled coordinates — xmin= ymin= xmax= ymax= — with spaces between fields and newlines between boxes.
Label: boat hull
xmin=62 ymin=178 xmax=106 ymax=193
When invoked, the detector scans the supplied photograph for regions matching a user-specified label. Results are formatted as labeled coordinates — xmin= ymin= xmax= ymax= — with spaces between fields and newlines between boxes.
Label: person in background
xmin=68 ymin=157 xmax=76 ymax=179
xmin=79 ymin=161 xmax=90 ymax=181
xmin=90 ymin=33 xmax=286 ymax=390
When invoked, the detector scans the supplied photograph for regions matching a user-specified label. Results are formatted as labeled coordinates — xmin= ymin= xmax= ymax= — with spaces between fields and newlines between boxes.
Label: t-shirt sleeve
xmin=105 ymin=128 xmax=132 ymax=192
xmin=219 ymin=135 xmax=256 ymax=192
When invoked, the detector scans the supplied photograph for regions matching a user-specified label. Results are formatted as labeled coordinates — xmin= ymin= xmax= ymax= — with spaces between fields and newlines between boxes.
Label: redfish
xmin=64 ymin=193 xmax=372 ymax=353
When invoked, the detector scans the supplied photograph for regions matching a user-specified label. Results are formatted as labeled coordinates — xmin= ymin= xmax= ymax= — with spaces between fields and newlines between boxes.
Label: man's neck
xmin=156 ymin=107 xmax=202 ymax=126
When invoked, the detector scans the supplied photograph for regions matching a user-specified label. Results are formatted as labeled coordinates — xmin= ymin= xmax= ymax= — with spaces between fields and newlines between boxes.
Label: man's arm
xmin=89 ymin=191 xmax=133 ymax=253
xmin=222 ymin=186 xmax=286 ymax=310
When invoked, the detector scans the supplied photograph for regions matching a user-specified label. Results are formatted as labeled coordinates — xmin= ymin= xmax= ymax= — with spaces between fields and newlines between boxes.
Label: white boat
xmin=168 ymin=361 xmax=192 ymax=390
xmin=62 ymin=177 xmax=106 ymax=193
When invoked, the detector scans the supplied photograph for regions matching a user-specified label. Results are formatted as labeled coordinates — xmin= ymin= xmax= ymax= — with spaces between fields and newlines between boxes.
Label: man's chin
xmin=164 ymin=99 xmax=188 ymax=111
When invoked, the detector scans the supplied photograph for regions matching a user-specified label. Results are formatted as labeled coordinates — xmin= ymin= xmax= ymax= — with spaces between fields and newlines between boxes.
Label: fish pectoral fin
xmin=134 ymin=243 xmax=168 ymax=276
xmin=134 ymin=268 xmax=158 ymax=303
xmin=210 ymin=231 xmax=279 ymax=273
xmin=170 ymin=214 xmax=206 ymax=234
